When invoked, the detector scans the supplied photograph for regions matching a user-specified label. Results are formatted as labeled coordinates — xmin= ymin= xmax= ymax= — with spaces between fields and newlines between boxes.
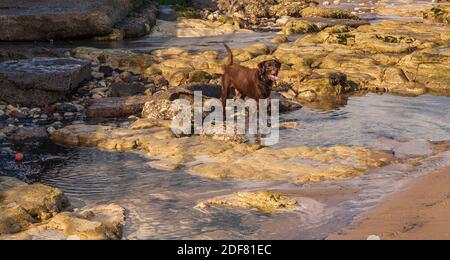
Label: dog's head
xmin=258 ymin=59 xmax=282 ymax=82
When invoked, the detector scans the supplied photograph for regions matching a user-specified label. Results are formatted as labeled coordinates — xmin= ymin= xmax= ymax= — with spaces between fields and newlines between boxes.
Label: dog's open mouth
xmin=268 ymin=75 xmax=279 ymax=81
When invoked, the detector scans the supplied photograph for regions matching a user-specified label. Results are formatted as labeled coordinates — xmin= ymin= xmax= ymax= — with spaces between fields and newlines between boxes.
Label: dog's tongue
xmin=268 ymin=75 xmax=279 ymax=81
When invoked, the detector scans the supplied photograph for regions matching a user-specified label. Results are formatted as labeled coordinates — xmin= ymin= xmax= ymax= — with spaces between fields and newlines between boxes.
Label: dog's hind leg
xmin=221 ymin=75 xmax=230 ymax=119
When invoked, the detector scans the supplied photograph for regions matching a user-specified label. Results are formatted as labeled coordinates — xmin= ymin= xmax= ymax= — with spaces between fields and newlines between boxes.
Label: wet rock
xmin=51 ymin=123 xmax=396 ymax=183
xmin=0 ymin=58 xmax=91 ymax=107
xmin=86 ymin=95 xmax=154 ymax=118
xmin=0 ymin=0 xmax=147 ymax=41
xmin=195 ymin=191 xmax=298 ymax=213
xmin=7 ymin=126 xmax=49 ymax=143
xmin=93 ymin=29 xmax=125 ymax=41
xmin=299 ymin=6 xmax=360 ymax=20
xmin=399 ymin=48 xmax=450 ymax=93
xmin=0 ymin=49 xmax=27 ymax=62
xmin=56 ymin=103 xmax=83 ymax=113
xmin=0 ymin=176 xmax=69 ymax=235
xmin=110 ymin=82 xmax=146 ymax=97
xmin=0 ymin=177 xmax=126 ymax=240
xmin=115 ymin=1 xmax=158 ymax=38
xmin=187 ymin=145 xmax=396 ymax=184
xmin=70 ymin=47 xmax=154 ymax=74
xmin=271 ymin=36 xmax=289 ymax=43
xmin=282 ymin=19 xmax=319 ymax=35
xmin=289 ymin=73 xmax=358 ymax=99
xmin=51 ymin=123 xmax=173 ymax=152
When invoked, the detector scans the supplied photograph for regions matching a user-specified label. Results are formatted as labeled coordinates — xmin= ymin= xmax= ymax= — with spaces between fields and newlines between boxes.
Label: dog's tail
xmin=224 ymin=43 xmax=233 ymax=66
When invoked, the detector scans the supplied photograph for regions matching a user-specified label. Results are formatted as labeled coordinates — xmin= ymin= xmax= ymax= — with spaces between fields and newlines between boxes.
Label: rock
xmin=187 ymin=145 xmax=395 ymax=184
xmin=51 ymin=123 xmax=173 ymax=151
xmin=70 ymin=47 xmax=154 ymax=74
xmin=195 ymin=191 xmax=298 ymax=213
xmin=399 ymin=48 xmax=450 ymax=93
xmin=51 ymin=123 xmax=396 ymax=183
xmin=300 ymin=6 xmax=360 ymax=19
xmin=99 ymin=65 xmax=114 ymax=77
xmin=0 ymin=177 xmax=126 ymax=240
xmin=0 ymin=58 xmax=91 ymax=107
xmin=215 ymin=0 xmax=317 ymax=19
xmin=141 ymin=99 xmax=175 ymax=121
xmin=91 ymin=72 xmax=105 ymax=79
xmin=289 ymin=73 xmax=358 ymax=98
xmin=271 ymin=36 xmax=289 ymax=43
xmin=0 ymin=0 xmax=148 ymax=41
xmin=282 ymin=20 xmax=319 ymax=35
xmin=7 ymin=126 xmax=49 ymax=142
xmin=128 ymin=118 xmax=172 ymax=130
xmin=86 ymin=95 xmax=154 ymax=118
xmin=110 ymin=82 xmax=146 ymax=97
xmin=150 ymin=18 xmax=241 ymax=38
xmin=93 ymin=29 xmax=125 ymax=41
xmin=0 ymin=176 xmax=69 ymax=235
xmin=115 ymin=0 xmax=158 ymax=38
xmin=56 ymin=103 xmax=79 ymax=113
xmin=423 ymin=5 xmax=450 ymax=24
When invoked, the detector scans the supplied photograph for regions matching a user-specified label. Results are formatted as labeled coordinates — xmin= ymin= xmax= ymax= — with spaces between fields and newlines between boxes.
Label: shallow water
xmin=32 ymin=93 xmax=450 ymax=240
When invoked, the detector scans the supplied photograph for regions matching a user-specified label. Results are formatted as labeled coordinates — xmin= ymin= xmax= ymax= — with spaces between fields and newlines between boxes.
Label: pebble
xmin=99 ymin=65 xmax=114 ymax=77
xmin=119 ymin=71 xmax=133 ymax=81
xmin=92 ymin=94 xmax=104 ymax=100
xmin=333 ymin=0 xmax=340 ymax=4
xmin=47 ymin=127 xmax=56 ymax=134
xmin=91 ymin=72 xmax=105 ymax=80
xmin=64 ymin=112 xmax=74 ymax=118
xmin=98 ymin=81 xmax=107 ymax=88
xmin=323 ymin=1 xmax=330 ymax=5
xmin=40 ymin=114 xmax=48 ymax=119
xmin=53 ymin=113 xmax=63 ymax=121
xmin=57 ymin=103 xmax=78 ymax=113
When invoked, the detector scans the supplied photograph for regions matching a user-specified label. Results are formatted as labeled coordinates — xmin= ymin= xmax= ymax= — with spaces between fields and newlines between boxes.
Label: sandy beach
xmin=329 ymin=166 xmax=450 ymax=240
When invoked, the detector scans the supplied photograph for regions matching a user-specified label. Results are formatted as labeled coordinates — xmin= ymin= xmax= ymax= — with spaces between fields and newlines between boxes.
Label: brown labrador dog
xmin=221 ymin=44 xmax=281 ymax=114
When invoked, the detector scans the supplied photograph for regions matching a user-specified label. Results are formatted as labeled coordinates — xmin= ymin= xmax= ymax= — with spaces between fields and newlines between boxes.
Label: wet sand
xmin=328 ymin=166 xmax=450 ymax=240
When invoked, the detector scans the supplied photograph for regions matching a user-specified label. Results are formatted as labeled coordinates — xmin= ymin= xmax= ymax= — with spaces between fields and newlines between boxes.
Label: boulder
xmin=0 ymin=176 xmax=69 ymax=235
xmin=115 ymin=1 xmax=158 ymax=38
xmin=0 ymin=58 xmax=91 ymax=107
xmin=0 ymin=177 xmax=126 ymax=240
xmin=7 ymin=126 xmax=49 ymax=143
xmin=110 ymin=82 xmax=146 ymax=97
xmin=0 ymin=0 xmax=147 ymax=41
xmin=86 ymin=95 xmax=154 ymax=118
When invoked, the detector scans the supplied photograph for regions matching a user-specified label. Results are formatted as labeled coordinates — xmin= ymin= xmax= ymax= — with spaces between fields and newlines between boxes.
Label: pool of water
xmin=29 ymin=93 xmax=450 ymax=240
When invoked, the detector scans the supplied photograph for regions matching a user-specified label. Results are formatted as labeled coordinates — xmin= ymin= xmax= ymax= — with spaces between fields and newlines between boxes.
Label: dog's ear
xmin=258 ymin=61 xmax=266 ymax=76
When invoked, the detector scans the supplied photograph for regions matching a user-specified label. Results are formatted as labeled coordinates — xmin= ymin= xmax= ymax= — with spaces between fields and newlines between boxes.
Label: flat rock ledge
xmin=0 ymin=57 xmax=91 ymax=107
xmin=0 ymin=176 xmax=125 ymax=240
xmin=51 ymin=123 xmax=396 ymax=184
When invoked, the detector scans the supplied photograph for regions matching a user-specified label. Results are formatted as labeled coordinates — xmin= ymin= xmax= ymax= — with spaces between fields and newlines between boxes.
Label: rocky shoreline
xmin=1 ymin=0 xmax=450 ymax=240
